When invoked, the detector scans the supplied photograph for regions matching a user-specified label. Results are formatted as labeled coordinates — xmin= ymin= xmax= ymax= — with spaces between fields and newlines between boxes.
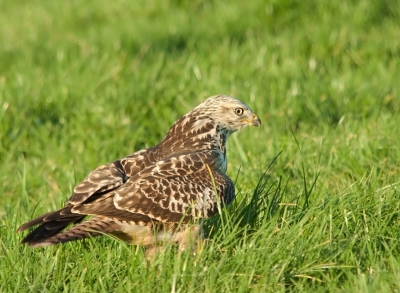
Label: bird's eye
xmin=234 ymin=108 xmax=244 ymax=116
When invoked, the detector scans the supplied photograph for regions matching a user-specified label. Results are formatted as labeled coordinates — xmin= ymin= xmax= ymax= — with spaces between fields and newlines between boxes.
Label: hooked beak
xmin=239 ymin=113 xmax=262 ymax=127
xmin=251 ymin=113 xmax=261 ymax=127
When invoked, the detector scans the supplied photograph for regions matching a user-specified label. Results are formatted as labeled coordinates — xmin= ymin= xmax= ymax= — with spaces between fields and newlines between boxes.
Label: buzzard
xmin=17 ymin=95 xmax=261 ymax=253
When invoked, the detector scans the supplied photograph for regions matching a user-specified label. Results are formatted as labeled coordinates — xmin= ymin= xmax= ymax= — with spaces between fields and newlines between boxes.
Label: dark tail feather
xmin=26 ymin=217 xmax=120 ymax=247
xmin=17 ymin=210 xmax=57 ymax=233
xmin=20 ymin=216 xmax=86 ymax=245
xmin=17 ymin=205 xmax=86 ymax=245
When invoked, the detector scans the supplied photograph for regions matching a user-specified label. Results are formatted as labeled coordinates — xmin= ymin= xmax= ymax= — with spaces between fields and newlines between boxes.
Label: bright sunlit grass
xmin=1 ymin=0 xmax=400 ymax=292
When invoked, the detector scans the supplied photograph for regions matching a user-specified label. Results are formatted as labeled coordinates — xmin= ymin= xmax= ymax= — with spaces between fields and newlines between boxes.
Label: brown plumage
xmin=17 ymin=95 xmax=261 ymax=250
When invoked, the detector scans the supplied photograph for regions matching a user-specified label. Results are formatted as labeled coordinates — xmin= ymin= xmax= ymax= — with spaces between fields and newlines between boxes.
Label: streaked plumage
xmin=17 ymin=95 xmax=261 ymax=251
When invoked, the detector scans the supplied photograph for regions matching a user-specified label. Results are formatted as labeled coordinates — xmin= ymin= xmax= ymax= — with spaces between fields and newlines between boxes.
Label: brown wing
xmin=74 ymin=169 xmax=234 ymax=224
xmin=74 ymin=151 xmax=235 ymax=223
xmin=114 ymin=168 xmax=234 ymax=222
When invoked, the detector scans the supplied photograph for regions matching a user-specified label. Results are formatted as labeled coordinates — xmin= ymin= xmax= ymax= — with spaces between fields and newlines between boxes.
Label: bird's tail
xmin=17 ymin=206 xmax=119 ymax=247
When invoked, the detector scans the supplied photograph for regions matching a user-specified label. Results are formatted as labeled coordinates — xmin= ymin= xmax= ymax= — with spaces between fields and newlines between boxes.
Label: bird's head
xmin=158 ymin=94 xmax=261 ymax=154
xmin=194 ymin=95 xmax=261 ymax=134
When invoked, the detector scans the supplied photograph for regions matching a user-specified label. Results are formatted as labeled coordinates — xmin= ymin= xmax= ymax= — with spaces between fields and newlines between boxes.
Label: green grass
xmin=1 ymin=0 xmax=400 ymax=291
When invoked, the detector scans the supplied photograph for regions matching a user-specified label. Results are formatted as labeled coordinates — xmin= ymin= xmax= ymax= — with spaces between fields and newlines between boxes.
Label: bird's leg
xmin=144 ymin=245 xmax=163 ymax=261
xmin=144 ymin=245 xmax=156 ymax=258
xmin=177 ymin=222 xmax=205 ymax=256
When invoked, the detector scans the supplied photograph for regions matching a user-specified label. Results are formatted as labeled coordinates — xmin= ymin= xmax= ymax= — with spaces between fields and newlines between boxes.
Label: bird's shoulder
xmin=68 ymin=148 xmax=158 ymax=205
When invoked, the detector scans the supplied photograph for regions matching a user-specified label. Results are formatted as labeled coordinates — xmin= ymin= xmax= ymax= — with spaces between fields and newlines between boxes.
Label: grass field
xmin=1 ymin=0 xmax=400 ymax=291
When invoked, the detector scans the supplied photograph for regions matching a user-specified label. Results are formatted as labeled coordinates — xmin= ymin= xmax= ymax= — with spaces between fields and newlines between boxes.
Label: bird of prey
xmin=17 ymin=95 xmax=261 ymax=253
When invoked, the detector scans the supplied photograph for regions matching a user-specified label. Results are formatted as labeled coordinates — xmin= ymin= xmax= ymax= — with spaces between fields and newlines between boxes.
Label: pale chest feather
xmin=213 ymin=149 xmax=226 ymax=174
xmin=215 ymin=131 xmax=228 ymax=174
